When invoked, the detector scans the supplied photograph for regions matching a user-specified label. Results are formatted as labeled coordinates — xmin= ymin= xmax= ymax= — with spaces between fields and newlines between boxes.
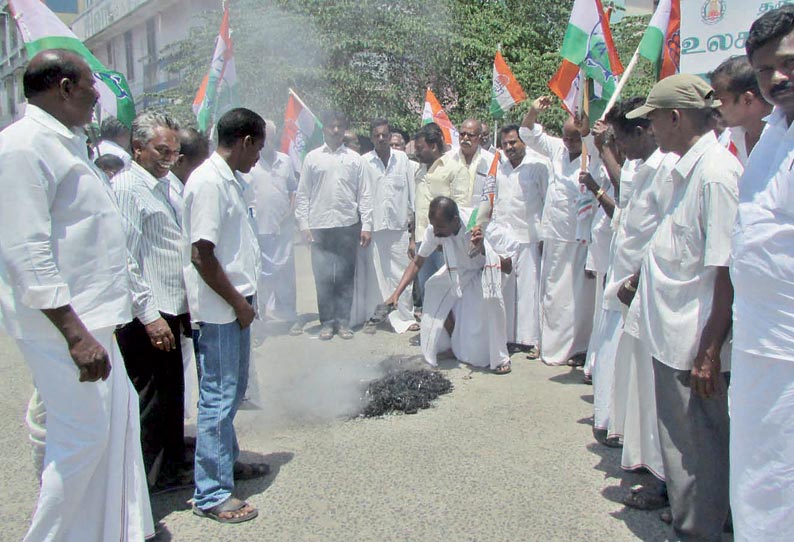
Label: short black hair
xmin=605 ymin=97 xmax=652 ymax=133
xmin=216 ymin=108 xmax=266 ymax=148
xmin=321 ymin=110 xmax=349 ymax=129
xmin=708 ymin=55 xmax=761 ymax=98
xmin=747 ymin=4 xmax=794 ymax=61
xmin=414 ymin=122 xmax=444 ymax=150
xmin=94 ymin=154 xmax=124 ymax=172
xmin=100 ymin=117 xmax=129 ymax=140
xmin=428 ymin=195 xmax=458 ymax=224
xmin=369 ymin=118 xmax=390 ymax=134
xmin=500 ymin=124 xmax=521 ymax=137
xmin=392 ymin=128 xmax=410 ymax=145
xmin=179 ymin=128 xmax=210 ymax=161
xmin=23 ymin=49 xmax=86 ymax=99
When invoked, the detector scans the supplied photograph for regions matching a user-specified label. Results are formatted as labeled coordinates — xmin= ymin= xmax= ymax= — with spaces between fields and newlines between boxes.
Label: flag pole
xmin=493 ymin=120 xmax=498 ymax=149
xmin=600 ymin=45 xmax=641 ymax=120
xmin=581 ymin=76 xmax=590 ymax=172
xmin=287 ymin=88 xmax=314 ymax=113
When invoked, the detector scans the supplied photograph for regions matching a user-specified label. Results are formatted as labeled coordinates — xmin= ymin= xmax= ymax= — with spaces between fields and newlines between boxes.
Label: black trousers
xmin=116 ymin=313 xmax=187 ymax=483
xmin=310 ymin=223 xmax=361 ymax=326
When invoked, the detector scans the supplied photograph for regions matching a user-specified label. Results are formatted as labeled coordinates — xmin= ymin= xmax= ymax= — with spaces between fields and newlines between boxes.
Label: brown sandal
xmin=193 ymin=496 xmax=258 ymax=524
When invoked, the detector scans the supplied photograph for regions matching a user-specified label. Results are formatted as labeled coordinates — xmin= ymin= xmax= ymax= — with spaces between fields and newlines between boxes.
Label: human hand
xmin=591 ymin=120 xmax=612 ymax=151
xmin=500 ymin=256 xmax=513 ymax=275
xmin=145 ymin=317 xmax=176 ymax=352
xmin=617 ymin=282 xmax=637 ymax=306
xmin=301 ymin=229 xmax=313 ymax=244
xmin=68 ymin=331 xmax=111 ymax=382
xmin=407 ymin=240 xmax=416 ymax=260
xmin=360 ymin=231 xmax=372 ymax=247
xmin=532 ymin=96 xmax=553 ymax=111
xmin=578 ymin=171 xmax=601 ymax=195
xmin=470 ymin=226 xmax=485 ymax=255
xmin=690 ymin=349 xmax=724 ymax=399
xmin=234 ymin=300 xmax=256 ymax=329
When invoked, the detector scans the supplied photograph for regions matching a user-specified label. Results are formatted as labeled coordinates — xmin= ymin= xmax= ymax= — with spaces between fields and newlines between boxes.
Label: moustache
xmin=771 ymin=81 xmax=794 ymax=96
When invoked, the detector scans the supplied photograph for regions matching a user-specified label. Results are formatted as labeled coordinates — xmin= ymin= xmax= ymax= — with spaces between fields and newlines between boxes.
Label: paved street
xmin=0 ymin=244 xmax=705 ymax=541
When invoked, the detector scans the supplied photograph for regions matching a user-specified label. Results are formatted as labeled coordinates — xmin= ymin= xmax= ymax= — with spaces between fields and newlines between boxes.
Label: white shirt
xmin=361 ymin=149 xmax=415 ymax=232
xmin=114 ymin=162 xmax=188 ymax=317
xmin=182 ymin=153 xmax=260 ymax=324
xmin=96 ymin=139 xmax=132 ymax=169
xmin=519 ymin=124 xmax=603 ymax=243
xmin=414 ymin=155 xmax=471 ymax=240
xmin=731 ymin=107 xmax=794 ymax=361
xmin=0 ymin=105 xmax=140 ymax=339
xmin=447 ymin=146 xmax=496 ymax=207
xmin=418 ymin=217 xmax=485 ymax=272
xmin=718 ymin=126 xmax=750 ymax=166
xmin=295 ymin=143 xmax=372 ymax=231
xmin=243 ymin=151 xmax=297 ymax=235
xmin=166 ymin=171 xmax=185 ymax=225
xmin=491 ymin=149 xmax=551 ymax=244
xmin=626 ymin=132 xmax=741 ymax=370
xmin=602 ymin=150 xmax=679 ymax=311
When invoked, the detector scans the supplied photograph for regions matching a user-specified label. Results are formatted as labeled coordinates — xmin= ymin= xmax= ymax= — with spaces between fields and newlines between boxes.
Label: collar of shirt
xmin=765 ymin=106 xmax=794 ymax=138
xmin=672 ymin=131 xmax=718 ymax=181
xmin=129 ymin=161 xmax=169 ymax=193
xmin=259 ymin=150 xmax=288 ymax=171
xmin=209 ymin=151 xmax=245 ymax=191
xmin=25 ymin=104 xmax=87 ymax=148
xmin=428 ymin=153 xmax=453 ymax=174
xmin=321 ymin=143 xmax=351 ymax=156
xmin=502 ymin=150 xmax=539 ymax=174
xmin=166 ymin=171 xmax=184 ymax=195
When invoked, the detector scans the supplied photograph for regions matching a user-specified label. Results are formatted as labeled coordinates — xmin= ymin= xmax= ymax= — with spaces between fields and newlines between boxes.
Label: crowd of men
xmin=0 ymin=4 xmax=792 ymax=541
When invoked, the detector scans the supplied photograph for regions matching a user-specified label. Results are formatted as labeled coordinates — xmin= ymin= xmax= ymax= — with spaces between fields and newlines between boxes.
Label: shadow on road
xmin=548 ymin=368 xmax=586 ymax=385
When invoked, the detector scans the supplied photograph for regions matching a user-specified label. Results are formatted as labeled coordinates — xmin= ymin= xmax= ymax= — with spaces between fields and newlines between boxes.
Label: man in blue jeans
xmin=182 ymin=108 xmax=266 ymax=524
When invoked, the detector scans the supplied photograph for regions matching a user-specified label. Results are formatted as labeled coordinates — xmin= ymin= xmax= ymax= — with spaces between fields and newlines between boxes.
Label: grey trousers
xmin=653 ymin=358 xmax=730 ymax=542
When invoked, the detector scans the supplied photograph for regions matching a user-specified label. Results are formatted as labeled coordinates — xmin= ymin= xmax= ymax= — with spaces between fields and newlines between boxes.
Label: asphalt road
xmin=0 ymin=244 xmax=727 ymax=542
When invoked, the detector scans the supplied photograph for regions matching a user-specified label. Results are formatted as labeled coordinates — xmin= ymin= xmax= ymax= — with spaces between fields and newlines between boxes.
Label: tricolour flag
xmin=549 ymin=0 xmax=624 ymax=122
xmin=193 ymin=2 xmax=238 ymax=133
xmin=638 ymin=0 xmax=680 ymax=80
xmin=467 ymin=151 xmax=501 ymax=230
xmin=279 ymin=89 xmax=324 ymax=174
xmin=490 ymin=50 xmax=527 ymax=119
xmin=422 ymin=88 xmax=459 ymax=148
xmin=9 ymin=0 xmax=135 ymax=127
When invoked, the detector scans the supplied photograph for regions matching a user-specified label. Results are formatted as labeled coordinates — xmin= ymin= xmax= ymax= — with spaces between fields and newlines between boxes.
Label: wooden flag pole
xmin=600 ymin=45 xmax=642 ymax=120
xmin=581 ymin=75 xmax=590 ymax=172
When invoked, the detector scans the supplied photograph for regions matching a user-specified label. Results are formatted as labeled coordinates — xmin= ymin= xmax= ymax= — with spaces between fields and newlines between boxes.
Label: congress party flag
xmin=549 ymin=0 xmax=624 ymax=122
xmin=422 ymin=88 xmax=459 ymax=148
xmin=9 ymin=0 xmax=136 ymax=127
xmin=638 ymin=0 xmax=680 ymax=80
xmin=467 ymin=151 xmax=501 ymax=230
xmin=280 ymin=88 xmax=324 ymax=174
xmin=490 ymin=50 xmax=527 ymax=119
xmin=193 ymin=2 xmax=238 ymax=133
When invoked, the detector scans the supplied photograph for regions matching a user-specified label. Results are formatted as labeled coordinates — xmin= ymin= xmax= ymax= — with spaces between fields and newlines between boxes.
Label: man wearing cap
xmin=622 ymin=74 xmax=741 ymax=541
xmin=729 ymin=6 xmax=794 ymax=541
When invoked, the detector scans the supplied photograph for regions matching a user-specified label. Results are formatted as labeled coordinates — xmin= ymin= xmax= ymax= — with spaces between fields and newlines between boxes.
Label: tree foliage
xmin=155 ymin=0 xmax=654 ymax=137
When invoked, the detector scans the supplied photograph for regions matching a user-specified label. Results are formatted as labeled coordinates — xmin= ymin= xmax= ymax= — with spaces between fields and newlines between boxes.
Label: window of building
xmin=124 ymin=31 xmax=134 ymax=81
xmin=146 ymin=18 xmax=157 ymax=61
xmin=106 ymin=40 xmax=114 ymax=68
xmin=5 ymin=77 xmax=15 ymax=118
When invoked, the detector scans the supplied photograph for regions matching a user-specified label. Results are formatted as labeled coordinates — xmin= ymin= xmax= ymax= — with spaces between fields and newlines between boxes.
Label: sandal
xmin=193 ymin=496 xmax=258 ymax=524
xmin=623 ymin=486 xmax=669 ymax=510
xmin=318 ymin=325 xmax=334 ymax=341
xmin=233 ymin=461 xmax=270 ymax=480
xmin=492 ymin=362 xmax=512 ymax=375
xmin=407 ymin=322 xmax=420 ymax=332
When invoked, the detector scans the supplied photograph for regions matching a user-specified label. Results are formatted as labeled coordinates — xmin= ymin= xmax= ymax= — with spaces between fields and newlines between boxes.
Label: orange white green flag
xmin=421 ymin=88 xmax=459 ymax=148
xmin=193 ymin=2 xmax=238 ymax=133
xmin=8 ymin=0 xmax=136 ymax=126
xmin=548 ymin=0 xmax=624 ymax=122
xmin=638 ymin=0 xmax=680 ymax=80
xmin=279 ymin=89 xmax=324 ymax=174
xmin=490 ymin=50 xmax=527 ymax=119
xmin=467 ymin=151 xmax=501 ymax=230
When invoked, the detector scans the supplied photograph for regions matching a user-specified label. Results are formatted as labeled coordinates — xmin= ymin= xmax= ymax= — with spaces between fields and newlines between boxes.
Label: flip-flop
xmin=492 ymin=362 xmax=512 ymax=375
xmin=623 ymin=487 xmax=669 ymax=510
xmin=233 ymin=461 xmax=270 ymax=480
xmin=193 ymin=496 xmax=258 ymax=524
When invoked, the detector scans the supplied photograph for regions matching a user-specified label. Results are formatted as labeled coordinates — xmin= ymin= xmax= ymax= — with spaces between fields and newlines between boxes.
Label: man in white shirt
xmin=113 ymin=111 xmax=191 ymax=491
xmin=708 ymin=55 xmax=772 ymax=165
xmin=354 ymin=119 xmax=417 ymax=333
xmin=385 ymin=196 xmax=515 ymax=374
xmin=492 ymin=124 xmax=551 ymax=355
xmin=0 ymin=49 xmax=153 ymax=542
xmin=624 ymin=74 xmax=741 ymax=541
xmin=520 ymin=97 xmax=598 ymax=366
xmin=730 ymin=8 xmax=794 ymax=541
xmin=296 ymin=111 xmax=372 ymax=340
xmin=245 ymin=120 xmax=300 ymax=334
xmin=95 ymin=115 xmax=132 ymax=169
xmin=183 ymin=108 xmax=265 ymax=524
xmin=448 ymin=118 xmax=496 ymax=207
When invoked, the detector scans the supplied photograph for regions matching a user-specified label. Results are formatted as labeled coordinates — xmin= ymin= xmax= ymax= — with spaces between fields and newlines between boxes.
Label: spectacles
xmin=459 ymin=132 xmax=480 ymax=139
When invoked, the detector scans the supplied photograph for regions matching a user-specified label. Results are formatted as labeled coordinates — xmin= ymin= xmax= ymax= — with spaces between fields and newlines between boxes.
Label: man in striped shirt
xmin=113 ymin=111 xmax=191 ymax=491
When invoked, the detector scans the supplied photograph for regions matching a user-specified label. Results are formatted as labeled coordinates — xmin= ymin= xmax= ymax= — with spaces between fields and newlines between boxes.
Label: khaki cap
xmin=626 ymin=73 xmax=722 ymax=119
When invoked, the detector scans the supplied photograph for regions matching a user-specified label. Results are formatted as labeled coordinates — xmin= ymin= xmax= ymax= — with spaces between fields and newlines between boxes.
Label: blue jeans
xmin=193 ymin=318 xmax=251 ymax=510
xmin=415 ymin=242 xmax=444 ymax=308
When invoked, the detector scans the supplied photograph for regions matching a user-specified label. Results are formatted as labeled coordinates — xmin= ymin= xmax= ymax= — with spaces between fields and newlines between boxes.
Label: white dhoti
xmin=421 ymin=264 xmax=509 ymax=371
xmin=730 ymin=350 xmax=794 ymax=542
xmin=590 ymin=309 xmax=623 ymax=430
xmin=25 ymin=389 xmax=46 ymax=481
xmin=257 ymin=230 xmax=297 ymax=322
xmin=583 ymin=272 xmax=606 ymax=377
xmin=539 ymin=239 xmax=595 ymax=365
xmin=16 ymin=327 xmax=153 ymax=542
xmin=502 ymin=242 xmax=541 ymax=346
xmin=610 ymin=332 xmax=665 ymax=479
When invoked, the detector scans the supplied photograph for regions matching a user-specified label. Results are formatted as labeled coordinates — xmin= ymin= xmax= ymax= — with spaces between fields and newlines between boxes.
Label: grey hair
xmin=131 ymin=111 xmax=180 ymax=146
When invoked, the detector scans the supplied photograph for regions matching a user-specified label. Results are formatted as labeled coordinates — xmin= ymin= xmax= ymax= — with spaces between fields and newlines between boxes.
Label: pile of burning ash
xmin=359 ymin=356 xmax=453 ymax=417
